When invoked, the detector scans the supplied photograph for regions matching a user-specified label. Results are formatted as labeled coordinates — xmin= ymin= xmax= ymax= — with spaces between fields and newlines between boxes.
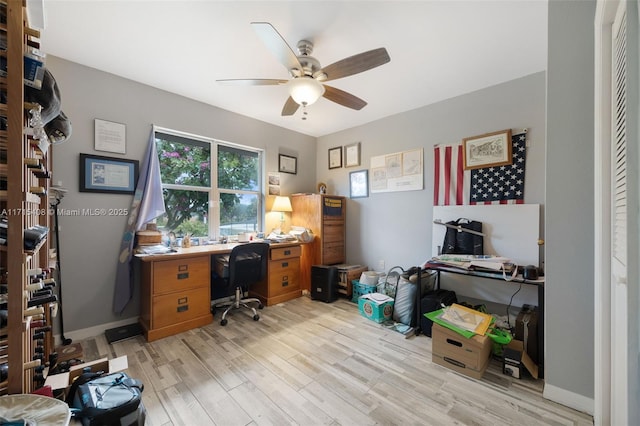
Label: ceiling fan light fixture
xmin=289 ymin=77 xmax=325 ymax=106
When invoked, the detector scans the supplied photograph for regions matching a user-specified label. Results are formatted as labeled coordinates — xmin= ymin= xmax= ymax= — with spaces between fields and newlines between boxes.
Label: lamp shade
xmin=272 ymin=196 xmax=293 ymax=212
xmin=289 ymin=77 xmax=325 ymax=106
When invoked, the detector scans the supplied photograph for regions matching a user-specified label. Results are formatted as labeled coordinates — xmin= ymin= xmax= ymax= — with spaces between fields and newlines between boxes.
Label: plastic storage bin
xmin=351 ymin=280 xmax=377 ymax=303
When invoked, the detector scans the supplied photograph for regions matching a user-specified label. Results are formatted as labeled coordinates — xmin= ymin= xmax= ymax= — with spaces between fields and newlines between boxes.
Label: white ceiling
xmin=37 ymin=1 xmax=548 ymax=138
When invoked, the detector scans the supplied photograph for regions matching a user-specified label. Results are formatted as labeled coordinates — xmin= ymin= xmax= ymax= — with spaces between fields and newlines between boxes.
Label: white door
xmin=609 ymin=3 xmax=628 ymax=425
xmin=594 ymin=1 xmax=630 ymax=424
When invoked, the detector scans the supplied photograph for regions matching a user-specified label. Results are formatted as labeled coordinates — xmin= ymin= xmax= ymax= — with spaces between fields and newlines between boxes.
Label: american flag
xmin=434 ymin=132 xmax=526 ymax=206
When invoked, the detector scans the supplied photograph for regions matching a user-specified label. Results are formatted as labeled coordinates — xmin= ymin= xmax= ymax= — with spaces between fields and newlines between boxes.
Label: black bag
xmin=66 ymin=371 xmax=146 ymax=426
xmin=420 ymin=289 xmax=458 ymax=337
xmin=441 ymin=218 xmax=483 ymax=255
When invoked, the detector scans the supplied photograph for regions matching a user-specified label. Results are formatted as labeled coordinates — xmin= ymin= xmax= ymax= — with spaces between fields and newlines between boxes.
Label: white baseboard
xmin=53 ymin=317 xmax=139 ymax=346
xmin=543 ymin=384 xmax=594 ymax=415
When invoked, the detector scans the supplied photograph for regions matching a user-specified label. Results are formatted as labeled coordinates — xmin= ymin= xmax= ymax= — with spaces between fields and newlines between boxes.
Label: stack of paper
xmin=437 ymin=304 xmax=492 ymax=335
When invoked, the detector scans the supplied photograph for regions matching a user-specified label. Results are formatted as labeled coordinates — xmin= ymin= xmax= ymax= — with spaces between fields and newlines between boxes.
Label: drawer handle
xmin=177 ymin=272 xmax=189 ymax=280
xmin=177 ymin=305 xmax=189 ymax=313
xmin=284 ymin=250 xmax=291 ymax=255
xmin=178 ymin=265 xmax=188 ymax=272
xmin=281 ymin=262 xmax=288 ymax=267
xmin=281 ymin=281 xmax=289 ymax=287
xmin=178 ymin=297 xmax=188 ymax=304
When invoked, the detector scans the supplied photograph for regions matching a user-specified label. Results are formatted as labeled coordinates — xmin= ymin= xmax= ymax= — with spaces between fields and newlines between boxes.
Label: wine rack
xmin=2 ymin=0 xmax=53 ymax=395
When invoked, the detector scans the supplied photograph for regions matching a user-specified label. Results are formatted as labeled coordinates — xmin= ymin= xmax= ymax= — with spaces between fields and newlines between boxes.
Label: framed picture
xmin=344 ymin=142 xmax=361 ymax=167
xmin=94 ymin=119 xmax=126 ymax=154
xmin=79 ymin=153 xmax=138 ymax=194
xmin=278 ymin=154 xmax=297 ymax=174
xmin=328 ymin=146 xmax=342 ymax=169
xmin=349 ymin=169 xmax=369 ymax=198
xmin=463 ymin=129 xmax=513 ymax=170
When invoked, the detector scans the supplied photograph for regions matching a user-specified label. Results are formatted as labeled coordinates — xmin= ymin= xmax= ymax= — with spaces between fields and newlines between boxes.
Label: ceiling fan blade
xmin=251 ymin=22 xmax=302 ymax=76
xmin=281 ymin=96 xmax=300 ymax=116
xmin=322 ymin=85 xmax=367 ymax=110
xmin=217 ymin=79 xmax=288 ymax=86
xmin=316 ymin=48 xmax=390 ymax=82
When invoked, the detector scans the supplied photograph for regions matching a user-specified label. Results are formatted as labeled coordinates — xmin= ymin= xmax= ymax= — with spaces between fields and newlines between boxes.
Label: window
xmin=155 ymin=129 xmax=263 ymax=239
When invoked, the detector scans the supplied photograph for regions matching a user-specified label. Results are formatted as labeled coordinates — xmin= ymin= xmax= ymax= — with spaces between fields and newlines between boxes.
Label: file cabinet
xmin=139 ymin=254 xmax=212 ymax=341
xmin=250 ymin=243 xmax=302 ymax=306
xmin=291 ymin=194 xmax=346 ymax=292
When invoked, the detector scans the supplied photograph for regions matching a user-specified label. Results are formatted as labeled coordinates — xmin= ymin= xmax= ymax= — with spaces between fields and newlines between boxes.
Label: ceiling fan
xmin=217 ymin=22 xmax=391 ymax=118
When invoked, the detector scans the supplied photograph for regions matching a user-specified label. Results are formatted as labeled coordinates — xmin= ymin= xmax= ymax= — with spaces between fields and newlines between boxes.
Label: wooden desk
xmin=423 ymin=262 xmax=545 ymax=378
xmin=136 ymin=242 xmax=302 ymax=341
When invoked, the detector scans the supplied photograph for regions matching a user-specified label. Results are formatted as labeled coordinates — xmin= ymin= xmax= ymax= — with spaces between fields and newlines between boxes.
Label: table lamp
xmin=271 ymin=196 xmax=293 ymax=229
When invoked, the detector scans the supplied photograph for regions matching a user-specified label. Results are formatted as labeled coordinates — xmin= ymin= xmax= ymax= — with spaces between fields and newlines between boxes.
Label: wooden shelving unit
xmin=2 ymin=0 xmax=52 ymax=395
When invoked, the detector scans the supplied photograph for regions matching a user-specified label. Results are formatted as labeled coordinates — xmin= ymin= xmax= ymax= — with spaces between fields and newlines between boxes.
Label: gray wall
xmin=317 ymin=73 xmax=546 ymax=272
xmin=546 ymin=0 xmax=595 ymax=400
xmin=47 ymin=56 xmax=316 ymax=331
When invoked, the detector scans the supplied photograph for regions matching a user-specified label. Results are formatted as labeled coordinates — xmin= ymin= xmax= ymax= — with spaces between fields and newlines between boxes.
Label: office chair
xmin=214 ymin=242 xmax=269 ymax=326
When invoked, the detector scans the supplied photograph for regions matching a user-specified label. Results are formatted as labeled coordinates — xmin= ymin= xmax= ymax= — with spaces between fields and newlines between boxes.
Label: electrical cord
xmin=506 ymin=282 xmax=523 ymax=330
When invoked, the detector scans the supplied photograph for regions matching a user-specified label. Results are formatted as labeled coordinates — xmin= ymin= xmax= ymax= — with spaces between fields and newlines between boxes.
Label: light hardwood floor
xmin=79 ymin=296 xmax=593 ymax=426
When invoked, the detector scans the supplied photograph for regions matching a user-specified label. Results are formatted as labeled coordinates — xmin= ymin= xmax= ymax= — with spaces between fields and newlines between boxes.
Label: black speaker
xmin=311 ymin=265 xmax=338 ymax=303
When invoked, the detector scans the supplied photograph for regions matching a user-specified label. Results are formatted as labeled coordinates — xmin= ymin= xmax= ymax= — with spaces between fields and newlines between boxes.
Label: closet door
xmin=609 ymin=3 xmax=630 ymax=424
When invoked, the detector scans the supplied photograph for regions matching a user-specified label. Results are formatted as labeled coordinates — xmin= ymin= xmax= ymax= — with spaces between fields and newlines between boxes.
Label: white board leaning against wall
xmin=432 ymin=204 xmax=541 ymax=266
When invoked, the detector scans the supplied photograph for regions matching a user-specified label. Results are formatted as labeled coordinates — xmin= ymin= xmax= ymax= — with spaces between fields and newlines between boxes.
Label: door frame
xmin=594 ymin=1 xmax=613 ymax=425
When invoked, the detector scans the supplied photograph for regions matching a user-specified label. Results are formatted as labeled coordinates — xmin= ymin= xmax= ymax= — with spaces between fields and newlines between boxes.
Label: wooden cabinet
xmin=291 ymin=194 xmax=346 ymax=290
xmin=250 ymin=243 xmax=302 ymax=306
xmin=139 ymin=254 xmax=212 ymax=342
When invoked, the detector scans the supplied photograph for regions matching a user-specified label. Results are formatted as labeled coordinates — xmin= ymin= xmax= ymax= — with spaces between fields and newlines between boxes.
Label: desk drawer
xmin=269 ymin=258 xmax=300 ymax=296
xmin=271 ymin=245 xmax=301 ymax=260
xmin=152 ymin=286 xmax=210 ymax=329
xmin=153 ymin=256 xmax=210 ymax=295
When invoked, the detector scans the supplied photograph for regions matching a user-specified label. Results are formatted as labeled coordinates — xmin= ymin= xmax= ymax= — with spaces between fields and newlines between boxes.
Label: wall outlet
xmin=377 ymin=260 xmax=385 ymax=271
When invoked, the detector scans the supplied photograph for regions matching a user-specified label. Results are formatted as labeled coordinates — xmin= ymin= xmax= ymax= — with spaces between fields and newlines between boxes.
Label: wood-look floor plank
xmin=156 ymin=382 xmax=216 ymax=425
xmin=76 ymin=296 xmax=592 ymax=426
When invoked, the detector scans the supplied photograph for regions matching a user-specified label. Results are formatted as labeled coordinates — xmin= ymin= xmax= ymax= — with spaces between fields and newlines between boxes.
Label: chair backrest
xmin=228 ymin=242 xmax=269 ymax=287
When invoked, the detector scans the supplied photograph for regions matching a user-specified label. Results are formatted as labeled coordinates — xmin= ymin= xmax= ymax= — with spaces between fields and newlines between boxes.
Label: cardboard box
xmin=431 ymin=323 xmax=491 ymax=379
xmin=44 ymin=355 xmax=128 ymax=395
xmin=358 ymin=293 xmax=394 ymax=323
xmin=503 ymin=339 xmax=539 ymax=379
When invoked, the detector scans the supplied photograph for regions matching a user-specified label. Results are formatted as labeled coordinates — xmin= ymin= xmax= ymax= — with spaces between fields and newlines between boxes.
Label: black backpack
xmin=66 ymin=371 xmax=145 ymax=426
xmin=442 ymin=218 xmax=484 ymax=255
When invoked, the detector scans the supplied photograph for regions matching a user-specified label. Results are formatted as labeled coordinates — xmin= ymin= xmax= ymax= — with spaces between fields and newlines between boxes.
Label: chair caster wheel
xmin=253 ymin=314 xmax=260 ymax=321
xmin=258 ymin=303 xmax=264 ymax=310
xmin=220 ymin=319 xmax=228 ymax=326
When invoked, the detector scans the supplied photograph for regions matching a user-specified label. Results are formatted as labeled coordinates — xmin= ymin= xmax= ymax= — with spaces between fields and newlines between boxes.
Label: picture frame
xmin=349 ymin=169 xmax=369 ymax=198
xmin=344 ymin=142 xmax=361 ymax=167
xmin=79 ymin=153 xmax=139 ymax=194
xmin=278 ymin=154 xmax=297 ymax=174
xmin=463 ymin=129 xmax=513 ymax=170
xmin=328 ymin=146 xmax=342 ymax=169
xmin=94 ymin=119 xmax=126 ymax=154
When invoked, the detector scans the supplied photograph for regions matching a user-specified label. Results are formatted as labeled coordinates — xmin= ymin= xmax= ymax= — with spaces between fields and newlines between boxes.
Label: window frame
xmin=154 ymin=127 xmax=264 ymax=239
